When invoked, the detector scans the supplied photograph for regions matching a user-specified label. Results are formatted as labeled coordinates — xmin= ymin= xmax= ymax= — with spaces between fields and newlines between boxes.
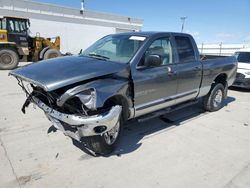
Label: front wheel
xmin=86 ymin=117 xmax=123 ymax=156
xmin=203 ymin=83 xmax=225 ymax=112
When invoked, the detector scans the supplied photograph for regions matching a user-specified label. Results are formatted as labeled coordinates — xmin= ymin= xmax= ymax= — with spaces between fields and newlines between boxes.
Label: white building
xmin=0 ymin=0 xmax=143 ymax=54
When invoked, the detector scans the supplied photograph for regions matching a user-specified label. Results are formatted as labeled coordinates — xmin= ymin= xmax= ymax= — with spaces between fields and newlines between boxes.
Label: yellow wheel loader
xmin=0 ymin=16 xmax=61 ymax=70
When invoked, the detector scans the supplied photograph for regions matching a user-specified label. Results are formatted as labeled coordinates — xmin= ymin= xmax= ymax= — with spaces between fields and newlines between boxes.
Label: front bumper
xmin=32 ymin=97 xmax=122 ymax=140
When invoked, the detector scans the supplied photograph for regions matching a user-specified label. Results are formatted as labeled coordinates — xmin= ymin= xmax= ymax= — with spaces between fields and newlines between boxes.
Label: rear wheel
xmin=0 ymin=48 xmax=19 ymax=70
xmin=43 ymin=49 xmax=61 ymax=60
xmin=203 ymin=83 xmax=225 ymax=112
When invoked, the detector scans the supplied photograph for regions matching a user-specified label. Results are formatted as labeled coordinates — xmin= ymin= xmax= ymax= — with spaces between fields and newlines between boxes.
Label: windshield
xmin=235 ymin=52 xmax=250 ymax=63
xmin=81 ymin=34 xmax=146 ymax=63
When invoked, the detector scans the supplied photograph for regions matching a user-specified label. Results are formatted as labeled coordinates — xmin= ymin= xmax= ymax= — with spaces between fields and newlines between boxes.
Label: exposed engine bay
xmin=17 ymin=78 xmax=122 ymax=140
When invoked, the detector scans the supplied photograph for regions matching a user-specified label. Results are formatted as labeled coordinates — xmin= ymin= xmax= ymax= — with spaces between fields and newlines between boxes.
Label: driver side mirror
xmin=144 ymin=55 xmax=161 ymax=67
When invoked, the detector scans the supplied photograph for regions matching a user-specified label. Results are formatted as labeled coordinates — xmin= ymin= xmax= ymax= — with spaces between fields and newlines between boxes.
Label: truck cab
xmin=129 ymin=32 xmax=203 ymax=117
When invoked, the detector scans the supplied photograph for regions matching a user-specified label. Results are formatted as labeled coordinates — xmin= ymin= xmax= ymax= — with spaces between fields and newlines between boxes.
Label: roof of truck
xmin=114 ymin=31 xmax=192 ymax=37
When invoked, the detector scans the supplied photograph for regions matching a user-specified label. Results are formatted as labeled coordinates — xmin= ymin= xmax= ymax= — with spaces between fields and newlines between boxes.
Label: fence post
xmin=201 ymin=42 xmax=204 ymax=54
xmin=219 ymin=42 xmax=222 ymax=56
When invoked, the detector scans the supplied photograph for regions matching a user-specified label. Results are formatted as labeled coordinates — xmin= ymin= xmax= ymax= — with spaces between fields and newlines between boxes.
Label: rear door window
xmin=175 ymin=36 xmax=195 ymax=63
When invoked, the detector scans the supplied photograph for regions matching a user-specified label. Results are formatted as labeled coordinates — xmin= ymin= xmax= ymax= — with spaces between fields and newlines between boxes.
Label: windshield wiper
xmin=88 ymin=53 xmax=110 ymax=60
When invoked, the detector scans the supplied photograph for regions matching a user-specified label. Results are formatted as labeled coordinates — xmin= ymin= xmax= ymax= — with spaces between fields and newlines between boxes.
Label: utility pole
xmin=180 ymin=17 xmax=187 ymax=33
xmin=80 ymin=0 xmax=85 ymax=14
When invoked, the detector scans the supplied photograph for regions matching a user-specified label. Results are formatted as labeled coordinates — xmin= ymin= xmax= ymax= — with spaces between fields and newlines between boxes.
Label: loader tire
xmin=0 ymin=48 xmax=19 ymax=70
xmin=43 ymin=49 xmax=61 ymax=60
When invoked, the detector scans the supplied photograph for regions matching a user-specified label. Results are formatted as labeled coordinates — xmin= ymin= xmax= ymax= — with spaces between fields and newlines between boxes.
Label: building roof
xmin=0 ymin=0 xmax=143 ymax=31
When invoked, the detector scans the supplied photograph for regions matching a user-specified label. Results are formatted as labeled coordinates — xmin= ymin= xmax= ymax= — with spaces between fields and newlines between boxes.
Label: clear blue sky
xmin=33 ymin=0 xmax=250 ymax=44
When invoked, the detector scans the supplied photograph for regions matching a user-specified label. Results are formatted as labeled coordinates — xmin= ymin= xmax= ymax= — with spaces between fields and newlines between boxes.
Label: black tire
xmin=86 ymin=117 xmax=123 ymax=156
xmin=203 ymin=83 xmax=225 ymax=112
xmin=43 ymin=49 xmax=61 ymax=60
xmin=0 ymin=48 xmax=19 ymax=70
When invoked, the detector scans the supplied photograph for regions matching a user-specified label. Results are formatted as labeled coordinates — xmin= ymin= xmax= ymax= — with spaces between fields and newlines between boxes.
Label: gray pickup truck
xmin=10 ymin=32 xmax=237 ymax=155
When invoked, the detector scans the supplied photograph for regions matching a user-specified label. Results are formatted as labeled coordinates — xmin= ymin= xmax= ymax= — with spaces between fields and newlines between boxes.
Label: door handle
xmin=166 ymin=66 xmax=176 ymax=75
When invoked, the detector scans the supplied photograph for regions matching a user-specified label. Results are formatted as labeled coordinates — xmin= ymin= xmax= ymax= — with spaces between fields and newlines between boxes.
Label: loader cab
xmin=0 ymin=16 xmax=30 ymax=47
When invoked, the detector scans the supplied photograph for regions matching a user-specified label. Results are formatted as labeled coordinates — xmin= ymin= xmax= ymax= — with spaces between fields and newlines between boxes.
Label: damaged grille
xmin=32 ymin=87 xmax=58 ymax=109
xmin=17 ymin=78 xmax=87 ymax=116
xmin=17 ymin=77 xmax=110 ymax=118
xmin=32 ymin=88 xmax=87 ymax=115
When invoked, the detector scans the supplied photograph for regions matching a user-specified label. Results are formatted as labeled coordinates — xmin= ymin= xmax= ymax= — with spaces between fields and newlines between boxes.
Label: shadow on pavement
xmin=224 ymin=96 xmax=236 ymax=106
xmin=48 ymin=96 xmax=236 ymax=157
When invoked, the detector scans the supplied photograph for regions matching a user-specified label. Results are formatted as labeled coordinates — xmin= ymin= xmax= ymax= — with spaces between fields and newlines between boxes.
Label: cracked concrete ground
xmin=0 ymin=62 xmax=250 ymax=188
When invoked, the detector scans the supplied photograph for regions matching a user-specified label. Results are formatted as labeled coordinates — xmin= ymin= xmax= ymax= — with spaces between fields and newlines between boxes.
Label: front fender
xmin=57 ymin=78 xmax=130 ymax=109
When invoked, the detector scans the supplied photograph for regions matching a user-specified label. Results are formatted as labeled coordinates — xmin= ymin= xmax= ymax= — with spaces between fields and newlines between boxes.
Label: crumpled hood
xmin=10 ymin=56 xmax=129 ymax=91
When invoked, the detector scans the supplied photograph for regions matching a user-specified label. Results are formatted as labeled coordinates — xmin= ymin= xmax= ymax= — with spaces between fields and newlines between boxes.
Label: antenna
xmin=80 ymin=0 xmax=85 ymax=14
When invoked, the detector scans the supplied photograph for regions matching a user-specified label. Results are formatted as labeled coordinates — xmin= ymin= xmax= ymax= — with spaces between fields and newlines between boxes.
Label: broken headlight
xmin=75 ymin=88 xmax=96 ymax=110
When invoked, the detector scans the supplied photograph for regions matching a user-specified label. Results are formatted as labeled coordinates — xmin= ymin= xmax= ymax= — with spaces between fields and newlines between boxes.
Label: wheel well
xmin=214 ymin=73 xmax=227 ymax=87
xmin=103 ymin=95 xmax=130 ymax=121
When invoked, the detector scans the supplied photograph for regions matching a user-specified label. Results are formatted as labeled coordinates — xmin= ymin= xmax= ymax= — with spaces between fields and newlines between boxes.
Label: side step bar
xmin=137 ymin=100 xmax=199 ymax=123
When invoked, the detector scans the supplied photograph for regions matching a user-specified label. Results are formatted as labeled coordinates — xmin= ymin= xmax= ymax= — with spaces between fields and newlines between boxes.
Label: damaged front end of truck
xmin=9 ymin=56 xmax=132 ymax=155
xmin=18 ymin=81 xmax=122 ymax=140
